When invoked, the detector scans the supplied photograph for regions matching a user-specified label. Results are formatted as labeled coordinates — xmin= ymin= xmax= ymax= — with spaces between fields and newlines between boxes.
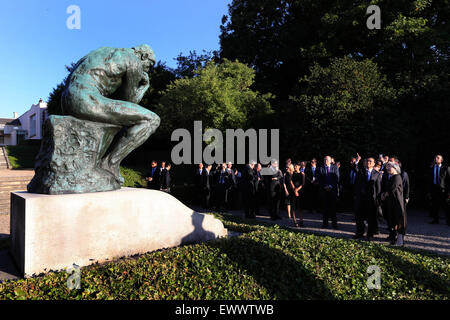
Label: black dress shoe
xmin=332 ymin=224 xmax=338 ymax=230
xmin=352 ymin=234 xmax=364 ymax=239
xmin=321 ymin=224 xmax=329 ymax=228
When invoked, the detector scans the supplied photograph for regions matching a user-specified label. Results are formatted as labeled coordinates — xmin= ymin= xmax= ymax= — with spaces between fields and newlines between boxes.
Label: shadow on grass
xmin=207 ymin=236 xmax=335 ymax=300
xmin=215 ymin=213 xmax=450 ymax=298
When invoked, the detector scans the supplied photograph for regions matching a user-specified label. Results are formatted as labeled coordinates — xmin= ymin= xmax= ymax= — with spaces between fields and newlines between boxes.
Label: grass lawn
xmin=0 ymin=214 xmax=448 ymax=300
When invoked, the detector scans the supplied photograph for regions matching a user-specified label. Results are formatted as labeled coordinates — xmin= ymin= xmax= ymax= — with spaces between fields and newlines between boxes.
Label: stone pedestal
xmin=27 ymin=115 xmax=123 ymax=195
xmin=10 ymin=188 xmax=228 ymax=277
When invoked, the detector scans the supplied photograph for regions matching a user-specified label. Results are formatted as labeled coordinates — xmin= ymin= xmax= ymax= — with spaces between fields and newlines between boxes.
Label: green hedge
xmin=5 ymin=145 xmax=40 ymax=169
xmin=0 ymin=214 xmax=448 ymax=300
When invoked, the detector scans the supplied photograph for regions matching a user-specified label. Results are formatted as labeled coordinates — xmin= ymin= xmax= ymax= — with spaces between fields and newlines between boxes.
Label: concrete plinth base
xmin=10 ymin=188 xmax=228 ymax=277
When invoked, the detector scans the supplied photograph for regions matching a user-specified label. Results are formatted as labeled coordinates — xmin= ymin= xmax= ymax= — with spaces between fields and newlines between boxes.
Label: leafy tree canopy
xmin=155 ymin=58 xmax=274 ymax=135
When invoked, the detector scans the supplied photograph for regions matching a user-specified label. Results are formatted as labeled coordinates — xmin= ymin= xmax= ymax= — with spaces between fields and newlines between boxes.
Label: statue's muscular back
xmin=66 ymin=47 xmax=135 ymax=98
xmin=61 ymin=45 xmax=154 ymax=127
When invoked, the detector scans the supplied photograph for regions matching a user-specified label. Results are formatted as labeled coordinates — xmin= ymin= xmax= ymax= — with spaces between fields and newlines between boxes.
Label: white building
xmin=0 ymin=99 xmax=48 ymax=146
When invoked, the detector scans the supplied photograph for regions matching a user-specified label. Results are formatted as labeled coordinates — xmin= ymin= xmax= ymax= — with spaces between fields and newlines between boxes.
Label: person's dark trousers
xmin=214 ymin=184 xmax=226 ymax=211
xmin=321 ymin=189 xmax=337 ymax=226
xmin=255 ymin=186 xmax=264 ymax=215
xmin=243 ymin=190 xmax=256 ymax=218
xmin=354 ymin=199 xmax=366 ymax=236
xmin=311 ymin=184 xmax=320 ymax=212
xmin=269 ymin=185 xmax=281 ymax=219
xmin=202 ymin=187 xmax=211 ymax=209
xmin=366 ymin=200 xmax=379 ymax=237
xmin=430 ymin=185 xmax=450 ymax=223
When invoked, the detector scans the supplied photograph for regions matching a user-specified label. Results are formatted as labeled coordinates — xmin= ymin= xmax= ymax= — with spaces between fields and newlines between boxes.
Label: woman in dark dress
xmin=283 ymin=164 xmax=298 ymax=226
xmin=382 ymin=162 xmax=407 ymax=245
xmin=292 ymin=162 xmax=306 ymax=227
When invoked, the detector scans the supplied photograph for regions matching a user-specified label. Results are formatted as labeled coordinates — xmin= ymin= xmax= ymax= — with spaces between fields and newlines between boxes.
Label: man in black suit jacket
xmin=353 ymin=157 xmax=382 ymax=239
xmin=201 ymin=164 xmax=213 ymax=209
xmin=242 ymin=162 xmax=257 ymax=218
xmin=304 ymin=158 xmax=319 ymax=212
xmin=429 ymin=154 xmax=450 ymax=225
xmin=268 ymin=160 xmax=283 ymax=220
xmin=317 ymin=156 xmax=340 ymax=228
xmin=255 ymin=163 xmax=265 ymax=215
xmin=145 ymin=160 xmax=160 ymax=190
xmin=160 ymin=163 xmax=172 ymax=192
xmin=194 ymin=163 xmax=204 ymax=205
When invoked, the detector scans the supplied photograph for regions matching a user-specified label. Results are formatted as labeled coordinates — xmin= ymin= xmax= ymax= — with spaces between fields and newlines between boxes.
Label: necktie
xmin=326 ymin=166 xmax=330 ymax=175
xmin=367 ymin=170 xmax=371 ymax=181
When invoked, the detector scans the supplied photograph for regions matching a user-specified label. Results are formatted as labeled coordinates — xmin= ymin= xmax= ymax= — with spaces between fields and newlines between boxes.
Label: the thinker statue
xmin=28 ymin=45 xmax=161 ymax=194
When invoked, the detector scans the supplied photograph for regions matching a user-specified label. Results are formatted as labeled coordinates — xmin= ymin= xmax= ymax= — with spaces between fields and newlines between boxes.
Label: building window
xmin=30 ymin=114 xmax=36 ymax=137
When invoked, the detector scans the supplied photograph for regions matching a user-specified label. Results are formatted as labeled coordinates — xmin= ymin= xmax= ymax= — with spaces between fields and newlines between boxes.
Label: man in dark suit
xmin=242 ymin=161 xmax=257 ymax=218
xmin=201 ymin=164 xmax=213 ymax=209
xmin=304 ymin=158 xmax=319 ymax=212
xmin=160 ymin=163 xmax=172 ymax=193
xmin=194 ymin=163 xmax=204 ymax=205
xmin=348 ymin=155 xmax=360 ymax=212
xmin=158 ymin=161 xmax=167 ymax=190
xmin=268 ymin=160 xmax=283 ymax=220
xmin=353 ymin=157 xmax=382 ymax=240
xmin=213 ymin=164 xmax=232 ymax=212
xmin=317 ymin=155 xmax=340 ymax=228
xmin=255 ymin=163 xmax=265 ymax=215
xmin=145 ymin=160 xmax=160 ymax=190
xmin=225 ymin=162 xmax=237 ymax=209
xmin=429 ymin=154 xmax=450 ymax=225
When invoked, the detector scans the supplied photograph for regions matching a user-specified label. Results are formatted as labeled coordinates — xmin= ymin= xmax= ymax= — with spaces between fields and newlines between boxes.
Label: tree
xmin=173 ymin=50 xmax=219 ymax=79
xmin=288 ymin=57 xmax=399 ymax=160
xmin=220 ymin=0 xmax=449 ymax=99
xmin=46 ymin=63 xmax=77 ymax=115
xmin=155 ymin=59 xmax=274 ymax=135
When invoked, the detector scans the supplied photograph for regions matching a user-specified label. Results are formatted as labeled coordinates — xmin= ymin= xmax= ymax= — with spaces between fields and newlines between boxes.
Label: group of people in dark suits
xmin=145 ymin=160 xmax=172 ymax=193
xmin=350 ymin=154 xmax=409 ymax=245
xmin=194 ymin=161 xmax=266 ymax=218
xmin=161 ymin=151 xmax=448 ymax=247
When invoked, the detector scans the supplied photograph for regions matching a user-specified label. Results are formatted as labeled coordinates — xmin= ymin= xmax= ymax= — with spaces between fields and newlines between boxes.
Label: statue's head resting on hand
xmin=132 ymin=44 xmax=156 ymax=72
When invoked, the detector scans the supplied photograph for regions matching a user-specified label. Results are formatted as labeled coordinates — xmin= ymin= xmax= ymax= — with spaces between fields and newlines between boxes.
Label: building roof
xmin=0 ymin=118 xmax=14 ymax=125
xmin=6 ymin=119 xmax=21 ymax=126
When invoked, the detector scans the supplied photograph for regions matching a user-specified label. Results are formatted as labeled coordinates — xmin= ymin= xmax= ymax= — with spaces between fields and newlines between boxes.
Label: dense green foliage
xmin=218 ymin=0 xmax=449 ymax=206
xmin=120 ymin=166 xmax=147 ymax=188
xmin=155 ymin=59 xmax=273 ymax=135
xmin=0 ymin=215 xmax=448 ymax=300
xmin=5 ymin=144 xmax=40 ymax=169
xmin=286 ymin=57 xmax=400 ymax=159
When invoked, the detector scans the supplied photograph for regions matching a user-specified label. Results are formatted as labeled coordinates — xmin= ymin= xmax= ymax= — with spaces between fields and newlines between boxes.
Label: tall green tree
xmin=288 ymin=57 xmax=399 ymax=160
xmin=155 ymin=59 xmax=274 ymax=135
xmin=220 ymin=0 xmax=449 ymax=98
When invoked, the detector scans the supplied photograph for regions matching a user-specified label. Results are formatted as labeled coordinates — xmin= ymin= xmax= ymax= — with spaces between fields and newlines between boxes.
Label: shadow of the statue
xmin=181 ymin=212 xmax=217 ymax=245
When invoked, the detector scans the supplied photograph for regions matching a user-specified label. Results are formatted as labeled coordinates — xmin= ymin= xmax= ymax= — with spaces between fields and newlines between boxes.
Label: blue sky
xmin=0 ymin=0 xmax=231 ymax=118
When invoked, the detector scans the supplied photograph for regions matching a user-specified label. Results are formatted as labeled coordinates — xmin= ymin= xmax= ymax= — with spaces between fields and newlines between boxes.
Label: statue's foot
xmin=100 ymin=157 xmax=124 ymax=185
